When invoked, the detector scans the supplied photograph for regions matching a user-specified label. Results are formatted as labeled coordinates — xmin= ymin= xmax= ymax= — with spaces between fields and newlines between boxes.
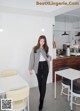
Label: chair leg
xmin=60 ymin=85 xmax=63 ymax=95
xmin=74 ymin=96 xmax=77 ymax=101
xmin=28 ymin=97 xmax=29 ymax=111
xmin=68 ymin=87 xmax=70 ymax=101
xmin=71 ymin=94 xmax=73 ymax=110
xmin=23 ymin=108 xmax=26 ymax=111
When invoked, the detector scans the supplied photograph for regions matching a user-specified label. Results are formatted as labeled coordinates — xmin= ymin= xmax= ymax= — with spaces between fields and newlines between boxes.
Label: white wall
xmin=0 ymin=13 xmax=55 ymax=87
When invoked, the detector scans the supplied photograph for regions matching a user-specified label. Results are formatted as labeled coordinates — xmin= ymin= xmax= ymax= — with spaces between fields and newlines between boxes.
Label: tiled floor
xmin=30 ymin=81 xmax=80 ymax=111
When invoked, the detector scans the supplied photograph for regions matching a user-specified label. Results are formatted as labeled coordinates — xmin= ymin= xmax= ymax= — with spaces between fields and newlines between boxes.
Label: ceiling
xmin=0 ymin=0 xmax=80 ymax=17
xmin=0 ymin=0 xmax=64 ymax=12
xmin=55 ymin=7 xmax=80 ymax=22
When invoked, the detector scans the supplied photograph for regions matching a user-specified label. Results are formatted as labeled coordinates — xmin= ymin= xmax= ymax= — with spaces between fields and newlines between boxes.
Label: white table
xmin=54 ymin=68 xmax=80 ymax=110
xmin=0 ymin=75 xmax=29 ymax=94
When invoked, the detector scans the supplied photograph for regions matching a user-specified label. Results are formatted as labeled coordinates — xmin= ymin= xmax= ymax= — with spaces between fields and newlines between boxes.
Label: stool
xmin=71 ymin=81 xmax=80 ymax=106
xmin=61 ymin=78 xmax=71 ymax=101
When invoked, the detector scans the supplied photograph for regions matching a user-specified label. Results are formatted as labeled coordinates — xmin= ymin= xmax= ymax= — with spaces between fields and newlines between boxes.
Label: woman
xmin=29 ymin=35 xmax=51 ymax=111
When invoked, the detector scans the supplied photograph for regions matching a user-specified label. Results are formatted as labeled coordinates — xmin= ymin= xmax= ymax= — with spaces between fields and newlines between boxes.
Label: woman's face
xmin=40 ymin=38 xmax=45 ymax=47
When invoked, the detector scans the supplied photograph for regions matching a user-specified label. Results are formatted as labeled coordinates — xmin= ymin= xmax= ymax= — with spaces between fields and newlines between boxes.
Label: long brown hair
xmin=33 ymin=35 xmax=49 ymax=53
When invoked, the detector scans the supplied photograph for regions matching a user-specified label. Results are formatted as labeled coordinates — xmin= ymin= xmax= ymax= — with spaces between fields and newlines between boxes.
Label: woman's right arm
xmin=28 ymin=49 xmax=35 ymax=74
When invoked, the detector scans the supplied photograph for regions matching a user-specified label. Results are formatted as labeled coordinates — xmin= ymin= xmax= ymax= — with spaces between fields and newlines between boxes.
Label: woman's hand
xmin=47 ymin=57 xmax=51 ymax=62
xmin=29 ymin=70 xmax=33 ymax=75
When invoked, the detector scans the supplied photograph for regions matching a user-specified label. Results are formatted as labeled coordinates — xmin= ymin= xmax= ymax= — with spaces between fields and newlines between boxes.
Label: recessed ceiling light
xmin=41 ymin=28 xmax=45 ymax=32
xmin=0 ymin=28 xmax=3 ymax=32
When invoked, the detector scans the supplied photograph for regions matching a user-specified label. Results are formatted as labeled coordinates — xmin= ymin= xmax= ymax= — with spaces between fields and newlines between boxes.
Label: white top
xmin=39 ymin=52 xmax=46 ymax=61
xmin=55 ymin=68 xmax=80 ymax=80
xmin=0 ymin=75 xmax=29 ymax=93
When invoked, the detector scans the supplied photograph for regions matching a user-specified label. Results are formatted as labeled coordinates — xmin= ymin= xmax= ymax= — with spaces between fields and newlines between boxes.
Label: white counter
xmin=70 ymin=52 xmax=80 ymax=56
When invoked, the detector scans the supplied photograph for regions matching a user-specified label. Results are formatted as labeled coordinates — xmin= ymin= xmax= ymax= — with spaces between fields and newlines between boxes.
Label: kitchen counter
xmin=70 ymin=52 xmax=80 ymax=56
xmin=53 ymin=55 xmax=80 ymax=82
xmin=54 ymin=55 xmax=80 ymax=59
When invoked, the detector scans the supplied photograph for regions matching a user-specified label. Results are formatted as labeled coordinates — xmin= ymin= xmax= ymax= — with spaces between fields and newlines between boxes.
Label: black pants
xmin=36 ymin=61 xmax=49 ymax=102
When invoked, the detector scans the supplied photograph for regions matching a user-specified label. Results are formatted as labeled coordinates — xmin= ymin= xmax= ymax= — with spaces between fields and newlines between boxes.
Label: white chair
xmin=2 ymin=69 xmax=17 ymax=77
xmin=6 ymin=87 xmax=29 ymax=111
xmin=0 ymin=90 xmax=6 ymax=98
xmin=71 ymin=81 xmax=80 ymax=106
xmin=60 ymin=77 xmax=71 ymax=101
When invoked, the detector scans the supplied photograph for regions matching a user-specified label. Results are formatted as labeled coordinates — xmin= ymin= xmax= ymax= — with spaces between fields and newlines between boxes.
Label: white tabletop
xmin=55 ymin=68 xmax=80 ymax=80
xmin=0 ymin=75 xmax=29 ymax=93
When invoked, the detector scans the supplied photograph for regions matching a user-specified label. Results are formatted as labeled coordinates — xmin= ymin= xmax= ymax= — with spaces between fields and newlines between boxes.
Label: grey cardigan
xmin=29 ymin=48 xmax=51 ymax=74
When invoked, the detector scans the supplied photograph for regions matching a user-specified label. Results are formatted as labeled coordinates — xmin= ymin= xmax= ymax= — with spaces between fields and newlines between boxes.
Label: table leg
xmin=54 ymin=73 xmax=56 ymax=99
xmin=70 ymin=80 xmax=73 ymax=111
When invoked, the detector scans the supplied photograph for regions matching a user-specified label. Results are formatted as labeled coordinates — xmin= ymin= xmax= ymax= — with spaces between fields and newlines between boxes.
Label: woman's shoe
xmin=39 ymin=100 xmax=43 ymax=111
